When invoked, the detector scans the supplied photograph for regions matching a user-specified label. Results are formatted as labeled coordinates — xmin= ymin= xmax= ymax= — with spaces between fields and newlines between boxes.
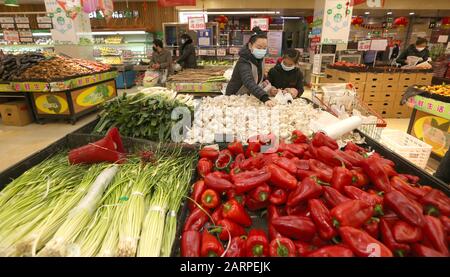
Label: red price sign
xmin=188 ymin=17 xmax=206 ymax=30
xmin=251 ymin=18 xmax=269 ymax=31
xmin=358 ymin=40 xmax=371 ymax=51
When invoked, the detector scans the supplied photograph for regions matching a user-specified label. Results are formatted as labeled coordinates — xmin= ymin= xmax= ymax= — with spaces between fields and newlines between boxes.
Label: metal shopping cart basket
xmin=312 ymin=82 xmax=387 ymax=141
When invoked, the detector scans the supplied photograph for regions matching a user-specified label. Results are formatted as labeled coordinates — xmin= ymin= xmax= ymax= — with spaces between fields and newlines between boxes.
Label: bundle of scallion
xmin=37 ymin=165 xmax=119 ymax=257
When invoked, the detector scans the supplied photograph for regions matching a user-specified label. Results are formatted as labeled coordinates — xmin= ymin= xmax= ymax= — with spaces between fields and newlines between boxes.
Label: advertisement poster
xmin=320 ymin=0 xmax=353 ymax=44
xmin=267 ymin=31 xmax=283 ymax=56
xmin=250 ymin=18 xmax=269 ymax=31
xmin=411 ymin=110 xmax=450 ymax=157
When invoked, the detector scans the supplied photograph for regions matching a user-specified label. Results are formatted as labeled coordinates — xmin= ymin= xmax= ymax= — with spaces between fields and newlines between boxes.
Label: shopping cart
xmin=312 ymin=83 xmax=387 ymax=141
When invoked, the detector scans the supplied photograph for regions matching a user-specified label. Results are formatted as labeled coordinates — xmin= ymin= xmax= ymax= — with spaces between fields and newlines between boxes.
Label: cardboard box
xmin=365 ymin=82 xmax=383 ymax=92
xmin=384 ymin=72 xmax=400 ymax=84
xmin=377 ymin=102 xmax=393 ymax=118
xmin=352 ymin=82 xmax=365 ymax=97
xmin=398 ymin=83 xmax=411 ymax=92
xmin=0 ymin=101 xmax=33 ymax=126
xmin=382 ymin=83 xmax=398 ymax=93
xmin=379 ymin=91 xmax=396 ymax=102
xmin=415 ymin=73 xmax=433 ymax=86
xmin=399 ymin=73 xmax=417 ymax=86
xmin=366 ymin=72 xmax=385 ymax=84
xmin=363 ymin=89 xmax=383 ymax=102
xmin=341 ymin=71 xmax=367 ymax=83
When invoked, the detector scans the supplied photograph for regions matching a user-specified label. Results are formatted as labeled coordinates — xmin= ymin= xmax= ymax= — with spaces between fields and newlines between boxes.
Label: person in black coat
xmin=396 ymin=38 xmax=430 ymax=66
xmin=176 ymin=34 xmax=197 ymax=69
xmin=226 ymin=27 xmax=276 ymax=107
xmin=390 ymin=43 xmax=400 ymax=60
xmin=267 ymin=48 xmax=304 ymax=98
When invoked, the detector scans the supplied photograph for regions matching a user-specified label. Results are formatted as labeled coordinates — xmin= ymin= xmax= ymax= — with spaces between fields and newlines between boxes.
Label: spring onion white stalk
xmin=38 ymin=165 xmax=118 ymax=257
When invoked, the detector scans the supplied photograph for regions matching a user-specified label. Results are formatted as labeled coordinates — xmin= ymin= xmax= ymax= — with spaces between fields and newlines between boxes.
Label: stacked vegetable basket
xmin=180 ymin=131 xmax=450 ymax=257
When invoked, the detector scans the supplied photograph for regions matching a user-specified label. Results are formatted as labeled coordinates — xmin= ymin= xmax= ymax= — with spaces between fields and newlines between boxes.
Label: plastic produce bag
xmin=143 ymin=70 xmax=159 ymax=87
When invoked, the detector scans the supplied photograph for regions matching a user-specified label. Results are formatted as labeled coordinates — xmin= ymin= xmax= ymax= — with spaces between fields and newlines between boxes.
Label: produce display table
xmin=11 ymin=71 xmax=118 ymax=124
xmin=0 ymin=82 xmax=37 ymax=121
xmin=406 ymin=95 xmax=450 ymax=160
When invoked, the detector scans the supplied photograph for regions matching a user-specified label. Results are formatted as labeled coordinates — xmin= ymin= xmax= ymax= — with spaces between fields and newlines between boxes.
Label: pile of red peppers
xmin=181 ymin=131 xmax=450 ymax=257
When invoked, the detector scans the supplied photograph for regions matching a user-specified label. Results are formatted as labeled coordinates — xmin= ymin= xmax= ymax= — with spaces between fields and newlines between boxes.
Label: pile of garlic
xmin=184 ymin=95 xmax=321 ymax=144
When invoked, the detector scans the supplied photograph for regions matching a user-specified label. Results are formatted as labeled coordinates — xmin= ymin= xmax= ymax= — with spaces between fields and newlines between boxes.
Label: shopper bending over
xmin=226 ymin=27 xmax=275 ymax=107
xmin=175 ymin=34 xmax=197 ymax=69
xmin=149 ymin=39 xmax=173 ymax=83
xmin=267 ymin=48 xmax=304 ymax=99
xmin=396 ymin=37 xmax=430 ymax=66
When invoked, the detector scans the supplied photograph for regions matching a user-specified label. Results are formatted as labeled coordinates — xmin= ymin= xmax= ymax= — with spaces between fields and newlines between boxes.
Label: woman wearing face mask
xmin=226 ymin=27 xmax=276 ymax=107
xmin=396 ymin=37 xmax=430 ymax=66
xmin=267 ymin=49 xmax=304 ymax=98
xmin=175 ymin=34 xmax=197 ymax=69
xmin=149 ymin=39 xmax=173 ymax=83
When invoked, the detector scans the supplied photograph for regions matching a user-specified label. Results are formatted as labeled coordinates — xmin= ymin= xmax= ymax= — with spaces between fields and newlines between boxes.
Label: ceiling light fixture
xmin=364 ymin=11 xmax=370 ymax=15
xmin=387 ymin=11 xmax=392 ymax=15
xmin=409 ymin=12 xmax=415 ymax=15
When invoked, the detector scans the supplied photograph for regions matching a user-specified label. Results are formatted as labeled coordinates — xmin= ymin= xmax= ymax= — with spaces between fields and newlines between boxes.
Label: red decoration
xmin=305 ymin=16 xmax=314 ymax=24
xmin=351 ymin=16 xmax=364 ymax=26
xmin=158 ymin=0 xmax=196 ymax=7
xmin=393 ymin=16 xmax=408 ymax=27
xmin=215 ymin=15 xmax=229 ymax=24
xmin=442 ymin=16 xmax=450 ymax=26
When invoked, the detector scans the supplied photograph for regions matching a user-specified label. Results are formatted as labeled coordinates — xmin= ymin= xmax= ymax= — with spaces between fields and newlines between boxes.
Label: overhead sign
xmin=320 ymin=0 xmax=353 ymax=44
xmin=188 ymin=16 xmax=206 ymax=30
xmin=251 ymin=18 xmax=269 ymax=31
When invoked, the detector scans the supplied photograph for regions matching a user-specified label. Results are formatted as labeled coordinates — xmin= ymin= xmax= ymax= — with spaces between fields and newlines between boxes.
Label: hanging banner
xmin=250 ymin=18 xmax=269 ymax=31
xmin=158 ymin=0 xmax=196 ymax=7
xmin=188 ymin=16 xmax=206 ymax=30
xmin=321 ymin=0 xmax=353 ymax=44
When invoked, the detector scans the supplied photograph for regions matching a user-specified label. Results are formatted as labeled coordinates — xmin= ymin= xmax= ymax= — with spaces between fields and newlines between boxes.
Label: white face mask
xmin=281 ymin=62 xmax=295 ymax=71
xmin=416 ymin=47 xmax=425 ymax=51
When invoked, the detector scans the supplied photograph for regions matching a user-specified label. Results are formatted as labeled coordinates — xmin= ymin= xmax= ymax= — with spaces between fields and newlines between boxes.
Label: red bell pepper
xmin=322 ymin=186 xmax=350 ymax=208
xmin=331 ymin=166 xmax=353 ymax=193
xmin=363 ymin=217 xmax=380 ymax=239
xmin=201 ymin=189 xmax=220 ymax=209
xmin=331 ymin=200 xmax=374 ymax=228
xmin=267 ymin=164 xmax=298 ymax=191
xmin=188 ymin=180 xmax=206 ymax=211
xmin=232 ymin=168 xmax=271 ymax=194
xmin=246 ymin=229 xmax=269 ymax=257
xmin=343 ymin=186 xmax=384 ymax=215
xmin=269 ymin=238 xmax=297 ymax=257
xmin=222 ymin=199 xmax=252 ymax=227
xmin=339 ymin=226 xmax=393 ymax=257
xmin=272 ymin=216 xmax=317 ymax=241
xmin=231 ymin=153 xmax=245 ymax=170
xmin=225 ymin=236 xmax=247 ymax=257
xmin=212 ymin=171 xmax=231 ymax=180
xmin=279 ymin=151 xmax=295 ymax=159
xmin=344 ymin=141 xmax=366 ymax=153
xmin=240 ymin=153 xmax=265 ymax=170
xmin=359 ymin=156 xmax=392 ymax=193
xmin=307 ymin=245 xmax=354 ymax=257
xmin=268 ymin=205 xmax=283 ymax=240
xmin=269 ymin=188 xmax=288 ymax=206
xmin=183 ymin=208 xmax=209 ymax=232
xmin=422 ymin=215 xmax=449 ymax=256
xmin=215 ymin=151 xmax=233 ymax=172
xmin=201 ymin=230 xmax=224 ymax=257
xmin=272 ymin=156 xmax=297 ymax=175
xmin=412 ymin=243 xmax=447 ymax=257
xmin=339 ymin=150 xmax=365 ymax=166
xmin=292 ymin=130 xmax=308 ymax=144
xmin=291 ymin=157 xmax=309 ymax=170
xmin=312 ymin=132 xmax=338 ymax=150
xmin=286 ymin=203 xmax=309 ymax=217
xmin=204 ymin=172 xmax=234 ymax=193
xmin=296 ymin=169 xmax=318 ymax=181
xmin=317 ymin=146 xmax=352 ymax=169
xmin=308 ymin=159 xmax=333 ymax=183
xmin=295 ymin=241 xmax=317 ymax=256
xmin=390 ymin=176 xmax=427 ymax=201
xmin=420 ymin=189 xmax=450 ymax=217
xmin=287 ymin=177 xmax=323 ymax=207
xmin=249 ymin=183 xmax=271 ymax=203
xmin=309 ymin=199 xmax=337 ymax=240
xmin=227 ymin=140 xmax=244 ymax=156
xmin=350 ymin=168 xmax=369 ymax=188
xmin=285 ymin=144 xmax=305 ymax=158
xmin=384 ymin=190 xmax=425 ymax=227
xmin=310 ymin=234 xmax=329 ymax=248
xmin=398 ymin=174 xmax=420 ymax=184
xmin=245 ymin=141 xmax=261 ymax=158
xmin=181 ymin=230 xmax=201 ymax=257
xmin=226 ymin=190 xmax=246 ymax=206
xmin=379 ymin=218 xmax=410 ymax=257
xmin=440 ymin=215 xmax=450 ymax=234
xmin=216 ymin=219 xmax=246 ymax=241
xmin=381 ymin=163 xmax=398 ymax=177
xmin=246 ymin=197 xmax=269 ymax=211
xmin=199 ymin=147 xmax=219 ymax=161
xmin=393 ymin=220 xmax=423 ymax=243
xmin=211 ymin=204 xmax=223 ymax=225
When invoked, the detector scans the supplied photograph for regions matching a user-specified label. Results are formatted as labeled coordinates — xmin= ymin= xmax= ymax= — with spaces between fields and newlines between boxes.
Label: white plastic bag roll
xmin=319 ymin=116 xmax=363 ymax=140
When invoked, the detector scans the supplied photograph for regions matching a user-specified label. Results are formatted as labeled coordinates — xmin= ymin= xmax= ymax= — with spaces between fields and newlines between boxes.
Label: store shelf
xmin=0 ymin=44 xmax=54 ymax=48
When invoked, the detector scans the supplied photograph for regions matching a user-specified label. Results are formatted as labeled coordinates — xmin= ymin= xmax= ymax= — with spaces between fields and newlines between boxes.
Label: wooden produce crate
xmin=399 ymin=72 xmax=417 ymax=87
xmin=415 ymin=72 xmax=433 ymax=86
xmin=366 ymin=72 xmax=385 ymax=85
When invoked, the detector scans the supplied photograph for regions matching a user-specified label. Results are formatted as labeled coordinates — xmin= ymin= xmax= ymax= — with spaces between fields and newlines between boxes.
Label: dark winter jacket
xmin=178 ymin=39 xmax=197 ymax=68
xmin=396 ymin=44 xmax=430 ymax=65
xmin=225 ymin=47 xmax=269 ymax=103
xmin=267 ymin=63 xmax=304 ymax=96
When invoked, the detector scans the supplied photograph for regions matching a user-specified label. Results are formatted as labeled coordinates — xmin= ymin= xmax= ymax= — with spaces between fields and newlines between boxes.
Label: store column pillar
xmin=44 ymin=0 xmax=94 ymax=59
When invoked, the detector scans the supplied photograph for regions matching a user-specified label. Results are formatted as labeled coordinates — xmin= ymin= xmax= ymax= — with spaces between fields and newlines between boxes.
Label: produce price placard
xmin=188 ymin=16 xmax=206 ymax=30
xmin=14 ymin=17 xmax=30 ymax=24
xmin=16 ymin=24 xmax=31 ymax=29
xmin=37 ymin=16 xmax=52 ymax=23
xmin=19 ymin=30 xmax=33 ymax=37
xmin=1 ymin=23 xmax=15 ymax=29
xmin=250 ymin=18 xmax=269 ymax=31
xmin=229 ymin=47 xmax=240 ymax=55
xmin=20 ymin=37 xmax=34 ymax=43
xmin=216 ymin=48 xmax=226 ymax=56
xmin=358 ymin=40 xmax=371 ymax=51
xmin=0 ymin=17 xmax=14 ymax=24
xmin=3 ymin=30 xmax=20 ymax=43
xmin=38 ymin=23 xmax=53 ymax=29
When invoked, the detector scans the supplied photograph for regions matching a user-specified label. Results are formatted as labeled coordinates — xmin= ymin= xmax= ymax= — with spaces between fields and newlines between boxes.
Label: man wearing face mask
xmin=267 ymin=48 xmax=304 ymax=98
xmin=396 ymin=37 xmax=430 ymax=66
xmin=149 ymin=39 xmax=173 ymax=83
xmin=226 ymin=27 xmax=276 ymax=107
xmin=175 ymin=34 xmax=197 ymax=69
